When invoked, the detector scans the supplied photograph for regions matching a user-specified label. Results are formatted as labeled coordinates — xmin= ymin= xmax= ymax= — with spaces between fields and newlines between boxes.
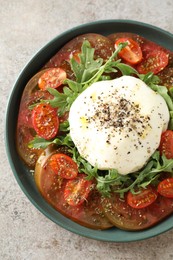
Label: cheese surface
xmin=69 ymin=76 xmax=170 ymax=175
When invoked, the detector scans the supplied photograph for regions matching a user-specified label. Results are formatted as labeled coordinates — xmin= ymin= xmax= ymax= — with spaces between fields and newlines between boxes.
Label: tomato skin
xmin=137 ymin=49 xmax=169 ymax=74
xmin=32 ymin=103 xmax=59 ymax=140
xmin=159 ymin=130 xmax=173 ymax=159
xmin=44 ymin=33 xmax=114 ymax=68
xmin=158 ymin=178 xmax=173 ymax=198
xmin=127 ymin=186 xmax=158 ymax=209
xmin=35 ymin=148 xmax=113 ymax=230
xmin=64 ymin=174 xmax=93 ymax=206
xmin=115 ymin=37 xmax=142 ymax=65
xmin=158 ymin=67 xmax=173 ymax=89
xmin=102 ymin=192 xmax=173 ymax=231
xmin=48 ymin=153 xmax=78 ymax=179
xmin=38 ymin=68 xmax=67 ymax=90
xmin=16 ymin=70 xmax=54 ymax=168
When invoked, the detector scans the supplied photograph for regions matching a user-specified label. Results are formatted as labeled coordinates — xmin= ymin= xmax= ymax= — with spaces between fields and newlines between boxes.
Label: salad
xmin=16 ymin=32 xmax=173 ymax=230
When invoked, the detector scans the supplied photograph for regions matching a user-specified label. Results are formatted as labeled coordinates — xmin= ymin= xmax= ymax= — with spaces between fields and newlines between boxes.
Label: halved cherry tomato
xmin=38 ymin=68 xmax=67 ymax=90
xmin=159 ymin=130 xmax=173 ymax=159
xmin=137 ymin=49 xmax=169 ymax=74
xmin=48 ymin=153 xmax=78 ymax=179
xmin=32 ymin=103 xmax=59 ymax=140
xmin=64 ymin=174 xmax=93 ymax=206
xmin=158 ymin=178 xmax=173 ymax=198
xmin=115 ymin=37 xmax=142 ymax=65
xmin=127 ymin=186 xmax=158 ymax=209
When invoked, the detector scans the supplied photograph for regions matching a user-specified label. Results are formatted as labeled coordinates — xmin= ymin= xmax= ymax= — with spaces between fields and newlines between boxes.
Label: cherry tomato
xmin=32 ymin=103 xmax=59 ymax=140
xmin=137 ymin=49 xmax=169 ymax=74
xmin=38 ymin=68 xmax=67 ymax=90
xmin=48 ymin=153 xmax=78 ymax=179
xmin=159 ymin=130 xmax=173 ymax=159
xmin=115 ymin=37 xmax=142 ymax=64
xmin=64 ymin=174 xmax=93 ymax=206
xmin=158 ymin=178 xmax=173 ymax=198
xmin=127 ymin=186 xmax=158 ymax=209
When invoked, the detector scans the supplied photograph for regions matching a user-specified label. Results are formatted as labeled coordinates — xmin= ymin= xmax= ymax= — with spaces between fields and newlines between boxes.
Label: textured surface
xmin=1 ymin=0 xmax=173 ymax=259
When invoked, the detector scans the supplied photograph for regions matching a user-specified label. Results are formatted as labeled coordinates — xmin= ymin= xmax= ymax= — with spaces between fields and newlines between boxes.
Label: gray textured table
xmin=1 ymin=1 xmax=173 ymax=259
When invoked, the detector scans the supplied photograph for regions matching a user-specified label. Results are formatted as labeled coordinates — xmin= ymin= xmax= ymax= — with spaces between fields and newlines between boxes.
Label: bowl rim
xmin=5 ymin=19 xmax=173 ymax=242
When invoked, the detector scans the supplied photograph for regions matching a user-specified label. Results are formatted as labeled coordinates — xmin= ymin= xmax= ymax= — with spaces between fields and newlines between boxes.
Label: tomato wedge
xmin=137 ymin=49 xmax=168 ymax=74
xmin=48 ymin=153 xmax=78 ymax=179
xmin=158 ymin=178 xmax=173 ymax=198
xmin=32 ymin=103 xmax=59 ymax=140
xmin=115 ymin=37 xmax=142 ymax=64
xmin=159 ymin=130 xmax=173 ymax=159
xmin=64 ymin=174 xmax=93 ymax=206
xmin=127 ymin=186 xmax=158 ymax=209
xmin=38 ymin=68 xmax=67 ymax=90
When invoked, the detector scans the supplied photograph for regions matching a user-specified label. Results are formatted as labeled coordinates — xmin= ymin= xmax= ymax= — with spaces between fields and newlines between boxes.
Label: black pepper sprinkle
xmin=83 ymin=88 xmax=152 ymax=150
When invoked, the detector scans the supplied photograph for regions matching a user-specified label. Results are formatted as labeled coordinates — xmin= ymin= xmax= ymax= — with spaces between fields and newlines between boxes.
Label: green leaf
xmin=152 ymin=152 xmax=173 ymax=173
xmin=139 ymin=72 xmax=160 ymax=85
xmin=63 ymin=87 xmax=73 ymax=96
xmin=115 ymin=63 xmax=138 ymax=76
xmin=28 ymin=137 xmax=53 ymax=149
xmin=70 ymin=40 xmax=103 ymax=83
xmin=59 ymin=121 xmax=69 ymax=132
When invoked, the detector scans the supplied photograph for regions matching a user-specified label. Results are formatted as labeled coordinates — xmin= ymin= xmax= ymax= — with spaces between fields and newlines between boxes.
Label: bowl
xmin=5 ymin=20 xmax=173 ymax=242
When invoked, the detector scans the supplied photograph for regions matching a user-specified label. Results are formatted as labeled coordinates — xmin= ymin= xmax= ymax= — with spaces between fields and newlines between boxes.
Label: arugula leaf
xmin=28 ymin=137 xmax=53 ymax=149
xmin=139 ymin=72 xmax=160 ymax=85
xmin=79 ymin=42 xmax=128 ymax=86
xmin=151 ymin=151 xmax=173 ymax=173
xmin=115 ymin=63 xmax=139 ymax=76
xmin=71 ymin=40 xmax=103 ymax=83
xmin=28 ymin=132 xmax=73 ymax=149
xmin=59 ymin=120 xmax=69 ymax=132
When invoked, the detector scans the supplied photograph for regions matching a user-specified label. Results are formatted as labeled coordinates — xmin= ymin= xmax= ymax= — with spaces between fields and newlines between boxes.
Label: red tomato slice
xmin=115 ymin=37 xmax=142 ymax=64
xmin=137 ymin=49 xmax=169 ymax=74
xmin=35 ymin=146 xmax=113 ymax=230
xmin=102 ymin=192 xmax=173 ymax=230
xmin=159 ymin=130 xmax=173 ymax=159
xmin=48 ymin=153 xmax=78 ymax=179
xmin=32 ymin=103 xmax=59 ymax=140
xmin=38 ymin=68 xmax=67 ymax=90
xmin=127 ymin=186 xmax=158 ymax=209
xmin=158 ymin=178 xmax=173 ymax=198
xmin=64 ymin=174 xmax=93 ymax=206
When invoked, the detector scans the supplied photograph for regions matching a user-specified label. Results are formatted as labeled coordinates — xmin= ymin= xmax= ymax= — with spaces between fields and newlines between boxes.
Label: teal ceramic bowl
xmin=5 ymin=20 xmax=173 ymax=242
